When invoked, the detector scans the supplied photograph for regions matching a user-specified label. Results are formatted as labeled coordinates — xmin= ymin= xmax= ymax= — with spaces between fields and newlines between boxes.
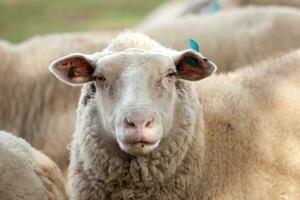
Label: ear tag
xmin=208 ymin=1 xmax=221 ymax=13
xmin=189 ymin=38 xmax=200 ymax=53
xmin=188 ymin=38 xmax=200 ymax=67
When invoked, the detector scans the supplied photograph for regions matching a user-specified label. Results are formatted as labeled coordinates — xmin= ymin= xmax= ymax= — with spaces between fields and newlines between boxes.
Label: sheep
xmin=0 ymin=31 xmax=117 ymax=172
xmin=0 ymin=39 xmax=14 ymax=68
xmin=137 ymin=0 xmax=188 ymax=30
xmin=194 ymin=49 xmax=300 ymax=199
xmin=49 ymin=32 xmax=300 ymax=199
xmin=1 ymin=6 xmax=300 ymax=175
xmin=140 ymin=6 xmax=300 ymax=72
xmin=192 ymin=0 xmax=300 ymax=13
xmin=1 ymin=31 xmax=117 ymax=75
xmin=233 ymin=0 xmax=300 ymax=7
xmin=138 ymin=0 xmax=238 ymax=29
xmin=0 ymin=131 xmax=67 ymax=200
xmin=138 ymin=0 xmax=300 ymax=28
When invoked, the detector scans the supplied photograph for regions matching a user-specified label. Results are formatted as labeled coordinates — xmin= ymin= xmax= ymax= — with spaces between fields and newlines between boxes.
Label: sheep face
xmin=49 ymin=48 xmax=216 ymax=155
xmin=93 ymin=51 xmax=178 ymax=155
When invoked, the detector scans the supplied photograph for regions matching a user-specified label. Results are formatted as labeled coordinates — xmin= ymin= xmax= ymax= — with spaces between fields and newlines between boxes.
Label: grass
xmin=0 ymin=0 xmax=167 ymax=43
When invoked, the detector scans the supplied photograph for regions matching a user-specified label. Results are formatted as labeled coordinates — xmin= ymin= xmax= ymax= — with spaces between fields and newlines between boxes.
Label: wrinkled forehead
xmin=95 ymin=49 xmax=174 ymax=75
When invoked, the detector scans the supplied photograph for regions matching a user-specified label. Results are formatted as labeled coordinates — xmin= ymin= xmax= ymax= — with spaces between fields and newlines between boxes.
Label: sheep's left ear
xmin=173 ymin=50 xmax=217 ymax=81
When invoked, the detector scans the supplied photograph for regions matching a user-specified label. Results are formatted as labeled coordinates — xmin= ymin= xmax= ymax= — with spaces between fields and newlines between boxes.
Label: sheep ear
xmin=49 ymin=53 xmax=96 ymax=86
xmin=173 ymin=50 xmax=217 ymax=81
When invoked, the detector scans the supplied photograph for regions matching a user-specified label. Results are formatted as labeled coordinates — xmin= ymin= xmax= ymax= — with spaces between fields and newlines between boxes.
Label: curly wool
xmin=67 ymin=32 xmax=300 ymax=199
xmin=69 ymin=79 xmax=205 ymax=199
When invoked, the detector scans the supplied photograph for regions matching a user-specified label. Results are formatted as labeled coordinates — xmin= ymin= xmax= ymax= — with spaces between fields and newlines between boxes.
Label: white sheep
xmin=0 ymin=31 xmax=117 ymax=172
xmin=140 ymin=6 xmax=300 ymax=72
xmin=185 ymin=0 xmax=300 ymax=14
xmin=233 ymin=0 xmax=300 ymax=7
xmin=0 ymin=131 xmax=67 ymax=200
xmin=138 ymin=0 xmax=300 ymax=28
xmin=49 ymin=32 xmax=300 ymax=199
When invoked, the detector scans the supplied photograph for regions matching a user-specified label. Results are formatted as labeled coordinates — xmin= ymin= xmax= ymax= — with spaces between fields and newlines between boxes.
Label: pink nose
xmin=124 ymin=115 xmax=155 ymax=129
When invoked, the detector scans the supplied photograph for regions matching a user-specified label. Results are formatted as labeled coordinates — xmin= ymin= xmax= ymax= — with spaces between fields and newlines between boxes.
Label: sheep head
xmin=49 ymin=48 xmax=216 ymax=156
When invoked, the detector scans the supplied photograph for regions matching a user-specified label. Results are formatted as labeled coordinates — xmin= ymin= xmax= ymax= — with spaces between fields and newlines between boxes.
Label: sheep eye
xmin=96 ymin=75 xmax=106 ymax=82
xmin=165 ymin=71 xmax=177 ymax=78
xmin=95 ymin=75 xmax=107 ymax=89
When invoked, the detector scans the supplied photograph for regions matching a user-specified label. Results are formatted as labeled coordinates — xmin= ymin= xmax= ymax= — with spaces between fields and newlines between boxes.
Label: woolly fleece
xmin=0 ymin=131 xmax=66 ymax=200
xmin=66 ymin=32 xmax=300 ymax=199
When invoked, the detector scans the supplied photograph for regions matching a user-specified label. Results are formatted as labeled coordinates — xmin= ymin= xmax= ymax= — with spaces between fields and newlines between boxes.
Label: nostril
xmin=145 ymin=117 xmax=154 ymax=128
xmin=125 ymin=117 xmax=136 ymax=128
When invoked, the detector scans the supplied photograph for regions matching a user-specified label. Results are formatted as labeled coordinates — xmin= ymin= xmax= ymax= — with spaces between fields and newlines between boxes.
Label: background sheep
xmin=140 ymin=6 xmax=300 ymax=72
xmin=138 ymin=0 xmax=235 ymax=29
xmin=185 ymin=0 xmax=300 ymax=14
xmin=1 ymin=31 xmax=117 ymax=75
xmin=195 ymin=48 xmax=300 ymax=199
xmin=234 ymin=0 xmax=300 ymax=7
xmin=50 ymin=32 xmax=300 ymax=199
xmin=138 ymin=0 xmax=300 ymax=28
xmin=0 ymin=31 xmax=117 ymax=172
xmin=0 ymin=131 xmax=66 ymax=200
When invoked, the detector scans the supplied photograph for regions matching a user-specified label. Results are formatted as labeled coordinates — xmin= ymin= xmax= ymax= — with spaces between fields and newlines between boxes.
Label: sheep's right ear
xmin=173 ymin=50 xmax=217 ymax=81
xmin=49 ymin=53 xmax=97 ymax=86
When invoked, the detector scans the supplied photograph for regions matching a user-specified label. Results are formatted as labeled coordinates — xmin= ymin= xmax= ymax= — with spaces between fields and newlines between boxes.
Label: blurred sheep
xmin=0 ymin=131 xmax=66 ymax=200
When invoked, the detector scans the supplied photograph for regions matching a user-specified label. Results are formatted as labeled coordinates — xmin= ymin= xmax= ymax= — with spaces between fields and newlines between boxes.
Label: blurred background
xmin=0 ymin=0 xmax=166 ymax=43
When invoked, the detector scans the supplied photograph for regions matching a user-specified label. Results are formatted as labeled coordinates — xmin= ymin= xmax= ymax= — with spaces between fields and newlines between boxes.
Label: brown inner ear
xmin=176 ymin=54 xmax=209 ymax=81
xmin=57 ymin=57 xmax=94 ymax=82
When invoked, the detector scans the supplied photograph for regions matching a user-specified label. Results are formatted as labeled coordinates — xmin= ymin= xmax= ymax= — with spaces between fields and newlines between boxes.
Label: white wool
xmin=51 ymin=32 xmax=300 ymax=199
xmin=0 ymin=131 xmax=66 ymax=200
xmin=138 ymin=0 xmax=300 ymax=29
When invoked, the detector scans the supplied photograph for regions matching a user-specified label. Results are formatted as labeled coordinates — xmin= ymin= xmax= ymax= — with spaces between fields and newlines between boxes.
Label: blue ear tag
xmin=189 ymin=39 xmax=200 ymax=53
xmin=208 ymin=1 xmax=221 ymax=13
xmin=188 ymin=38 xmax=200 ymax=67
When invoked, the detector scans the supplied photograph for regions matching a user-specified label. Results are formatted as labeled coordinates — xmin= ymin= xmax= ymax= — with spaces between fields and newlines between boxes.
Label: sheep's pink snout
xmin=122 ymin=112 xmax=157 ymax=144
xmin=124 ymin=115 xmax=155 ymax=129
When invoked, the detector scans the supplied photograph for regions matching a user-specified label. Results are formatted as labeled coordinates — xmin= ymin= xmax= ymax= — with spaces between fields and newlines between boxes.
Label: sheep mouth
xmin=118 ymin=139 xmax=161 ymax=155
xmin=126 ymin=141 xmax=157 ymax=146
xmin=124 ymin=140 xmax=159 ymax=151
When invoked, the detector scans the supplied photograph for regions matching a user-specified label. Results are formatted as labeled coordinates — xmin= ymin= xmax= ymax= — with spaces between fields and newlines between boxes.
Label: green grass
xmin=0 ymin=0 xmax=167 ymax=43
